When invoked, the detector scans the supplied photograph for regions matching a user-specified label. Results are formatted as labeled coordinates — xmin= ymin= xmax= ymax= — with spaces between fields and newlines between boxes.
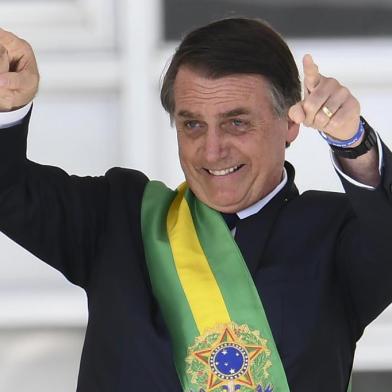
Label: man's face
xmin=173 ymin=66 xmax=299 ymax=213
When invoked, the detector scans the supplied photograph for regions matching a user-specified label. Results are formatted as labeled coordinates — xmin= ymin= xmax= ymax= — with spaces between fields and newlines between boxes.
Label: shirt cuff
xmin=330 ymin=131 xmax=383 ymax=190
xmin=0 ymin=102 xmax=32 ymax=129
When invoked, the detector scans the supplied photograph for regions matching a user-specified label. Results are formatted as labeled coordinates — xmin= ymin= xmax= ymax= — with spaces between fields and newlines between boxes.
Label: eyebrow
xmin=177 ymin=110 xmax=201 ymax=118
xmin=176 ymin=107 xmax=251 ymax=119
xmin=220 ymin=108 xmax=251 ymax=118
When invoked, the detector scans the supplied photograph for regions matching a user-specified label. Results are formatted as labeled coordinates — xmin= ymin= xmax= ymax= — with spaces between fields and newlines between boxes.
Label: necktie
xmin=221 ymin=212 xmax=239 ymax=231
xmin=221 ymin=212 xmax=258 ymax=274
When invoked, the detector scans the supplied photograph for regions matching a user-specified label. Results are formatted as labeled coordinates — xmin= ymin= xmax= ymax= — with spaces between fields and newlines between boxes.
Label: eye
xmin=232 ymin=119 xmax=244 ymax=127
xmin=226 ymin=118 xmax=249 ymax=132
xmin=185 ymin=120 xmax=202 ymax=129
xmin=181 ymin=120 xmax=206 ymax=136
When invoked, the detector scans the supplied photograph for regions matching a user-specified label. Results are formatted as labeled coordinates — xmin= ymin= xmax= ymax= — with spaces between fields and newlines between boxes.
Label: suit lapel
xmin=235 ymin=162 xmax=298 ymax=277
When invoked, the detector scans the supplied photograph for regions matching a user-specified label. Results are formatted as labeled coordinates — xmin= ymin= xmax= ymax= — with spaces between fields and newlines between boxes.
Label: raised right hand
xmin=0 ymin=28 xmax=39 ymax=111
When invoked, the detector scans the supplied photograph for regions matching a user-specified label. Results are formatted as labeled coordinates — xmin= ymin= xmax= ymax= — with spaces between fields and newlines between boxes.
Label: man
xmin=0 ymin=17 xmax=391 ymax=392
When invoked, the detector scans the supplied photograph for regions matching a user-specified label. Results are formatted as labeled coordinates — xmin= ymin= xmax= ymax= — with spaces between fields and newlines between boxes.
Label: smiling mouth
xmin=205 ymin=165 xmax=244 ymax=176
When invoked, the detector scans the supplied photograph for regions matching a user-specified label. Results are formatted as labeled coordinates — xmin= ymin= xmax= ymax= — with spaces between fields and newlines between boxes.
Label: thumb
xmin=288 ymin=102 xmax=305 ymax=124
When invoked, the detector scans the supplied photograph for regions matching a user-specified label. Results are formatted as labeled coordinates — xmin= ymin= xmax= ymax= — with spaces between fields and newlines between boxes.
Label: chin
xmin=202 ymin=194 xmax=245 ymax=213
xmin=189 ymin=181 xmax=246 ymax=211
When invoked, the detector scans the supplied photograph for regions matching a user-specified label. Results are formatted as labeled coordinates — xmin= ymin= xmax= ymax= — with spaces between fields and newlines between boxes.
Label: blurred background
xmin=0 ymin=0 xmax=391 ymax=391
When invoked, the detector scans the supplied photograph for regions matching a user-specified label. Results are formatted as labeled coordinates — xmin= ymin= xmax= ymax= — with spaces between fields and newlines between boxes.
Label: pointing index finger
xmin=303 ymin=54 xmax=321 ymax=94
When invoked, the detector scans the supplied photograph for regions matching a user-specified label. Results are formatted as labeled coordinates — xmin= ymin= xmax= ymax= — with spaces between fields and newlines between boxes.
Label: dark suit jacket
xmin=1 ymin=111 xmax=392 ymax=391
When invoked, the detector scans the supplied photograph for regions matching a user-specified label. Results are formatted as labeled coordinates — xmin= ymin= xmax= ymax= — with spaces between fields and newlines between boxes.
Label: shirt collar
xmin=236 ymin=168 xmax=288 ymax=220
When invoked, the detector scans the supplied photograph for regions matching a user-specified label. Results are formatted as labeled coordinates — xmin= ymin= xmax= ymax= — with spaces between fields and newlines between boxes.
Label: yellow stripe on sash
xmin=167 ymin=184 xmax=231 ymax=334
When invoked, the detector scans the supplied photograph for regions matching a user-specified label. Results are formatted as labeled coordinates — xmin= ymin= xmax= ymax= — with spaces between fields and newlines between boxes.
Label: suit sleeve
xmin=0 ymin=108 xmax=108 ymax=289
xmin=337 ymin=139 xmax=392 ymax=337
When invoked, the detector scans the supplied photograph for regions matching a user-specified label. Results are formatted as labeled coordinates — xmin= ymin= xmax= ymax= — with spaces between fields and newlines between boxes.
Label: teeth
xmin=208 ymin=165 xmax=239 ymax=176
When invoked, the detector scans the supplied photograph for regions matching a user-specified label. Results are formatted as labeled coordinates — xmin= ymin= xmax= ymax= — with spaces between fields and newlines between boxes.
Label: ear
xmin=286 ymin=118 xmax=300 ymax=144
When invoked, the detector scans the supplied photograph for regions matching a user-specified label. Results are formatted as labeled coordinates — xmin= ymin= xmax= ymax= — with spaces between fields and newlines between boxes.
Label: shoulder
xmin=103 ymin=167 xmax=150 ymax=206
xmin=300 ymin=189 xmax=349 ymax=205
xmin=285 ymin=189 xmax=354 ymax=226
xmin=105 ymin=167 xmax=149 ymax=186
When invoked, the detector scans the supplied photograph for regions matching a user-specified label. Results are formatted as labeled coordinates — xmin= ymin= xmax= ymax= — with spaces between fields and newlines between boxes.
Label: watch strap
xmin=330 ymin=117 xmax=377 ymax=159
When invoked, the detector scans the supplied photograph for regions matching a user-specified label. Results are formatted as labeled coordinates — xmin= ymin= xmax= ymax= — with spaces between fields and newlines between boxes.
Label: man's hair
xmin=160 ymin=17 xmax=301 ymax=118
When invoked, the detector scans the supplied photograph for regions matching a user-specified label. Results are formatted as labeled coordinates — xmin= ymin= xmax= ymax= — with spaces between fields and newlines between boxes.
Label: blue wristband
xmin=319 ymin=120 xmax=365 ymax=148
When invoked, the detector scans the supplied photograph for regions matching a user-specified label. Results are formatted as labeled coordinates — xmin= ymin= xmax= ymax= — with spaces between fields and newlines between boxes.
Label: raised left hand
xmin=289 ymin=54 xmax=361 ymax=142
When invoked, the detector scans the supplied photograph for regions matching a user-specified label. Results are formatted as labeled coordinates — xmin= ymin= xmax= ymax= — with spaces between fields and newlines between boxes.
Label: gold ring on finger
xmin=322 ymin=105 xmax=334 ymax=119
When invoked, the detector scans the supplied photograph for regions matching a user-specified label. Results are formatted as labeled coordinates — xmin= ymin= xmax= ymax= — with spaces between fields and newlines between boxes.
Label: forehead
xmin=173 ymin=66 xmax=272 ymax=114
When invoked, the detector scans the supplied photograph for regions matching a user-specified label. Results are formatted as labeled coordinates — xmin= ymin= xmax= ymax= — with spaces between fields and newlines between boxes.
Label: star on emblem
xmin=192 ymin=326 xmax=266 ymax=391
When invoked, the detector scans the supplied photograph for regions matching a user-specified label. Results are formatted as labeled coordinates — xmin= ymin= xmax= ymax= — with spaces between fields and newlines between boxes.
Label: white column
xmin=118 ymin=0 xmax=164 ymax=177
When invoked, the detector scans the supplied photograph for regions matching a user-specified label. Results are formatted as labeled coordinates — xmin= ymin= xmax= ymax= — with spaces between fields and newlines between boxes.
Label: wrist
xmin=319 ymin=118 xmax=364 ymax=148
xmin=328 ymin=117 xmax=377 ymax=159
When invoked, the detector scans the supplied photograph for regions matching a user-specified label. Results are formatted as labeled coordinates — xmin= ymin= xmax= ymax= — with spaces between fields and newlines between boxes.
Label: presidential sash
xmin=141 ymin=181 xmax=290 ymax=392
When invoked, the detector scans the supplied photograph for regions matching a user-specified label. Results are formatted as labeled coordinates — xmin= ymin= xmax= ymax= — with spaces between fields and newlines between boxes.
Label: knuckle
xmin=352 ymin=96 xmax=360 ymax=108
xmin=20 ymin=38 xmax=32 ymax=49
xmin=340 ymin=86 xmax=349 ymax=97
xmin=326 ymin=77 xmax=339 ymax=88
xmin=18 ymin=38 xmax=32 ymax=53
xmin=302 ymin=100 xmax=315 ymax=113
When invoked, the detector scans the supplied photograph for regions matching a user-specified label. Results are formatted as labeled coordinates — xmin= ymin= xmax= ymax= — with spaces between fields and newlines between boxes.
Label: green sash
xmin=141 ymin=181 xmax=290 ymax=391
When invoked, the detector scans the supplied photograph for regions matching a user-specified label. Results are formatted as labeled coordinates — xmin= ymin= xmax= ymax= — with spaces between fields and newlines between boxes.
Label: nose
xmin=203 ymin=127 xmax=227 ymax=163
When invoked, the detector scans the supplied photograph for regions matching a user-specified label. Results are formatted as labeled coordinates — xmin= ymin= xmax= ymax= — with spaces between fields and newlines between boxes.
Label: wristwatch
xmin=330 ymin=117 xmax=377 ymax=159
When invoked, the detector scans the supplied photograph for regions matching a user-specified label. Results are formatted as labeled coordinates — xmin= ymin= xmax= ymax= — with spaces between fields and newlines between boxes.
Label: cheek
xmin=178 ymin=135 xmax=201 ymax=163
xmin=177 ymin=135 xmax=188 ymax=160
xmin=247 ymin=136 xmax=284 ymax=169
xmin=178 ymin=143 xmax=197 ymax=175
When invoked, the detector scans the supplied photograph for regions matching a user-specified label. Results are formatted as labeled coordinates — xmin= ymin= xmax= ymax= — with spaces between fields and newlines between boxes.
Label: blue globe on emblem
xmin=209 ymin=343 xmax=249 ymax=380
